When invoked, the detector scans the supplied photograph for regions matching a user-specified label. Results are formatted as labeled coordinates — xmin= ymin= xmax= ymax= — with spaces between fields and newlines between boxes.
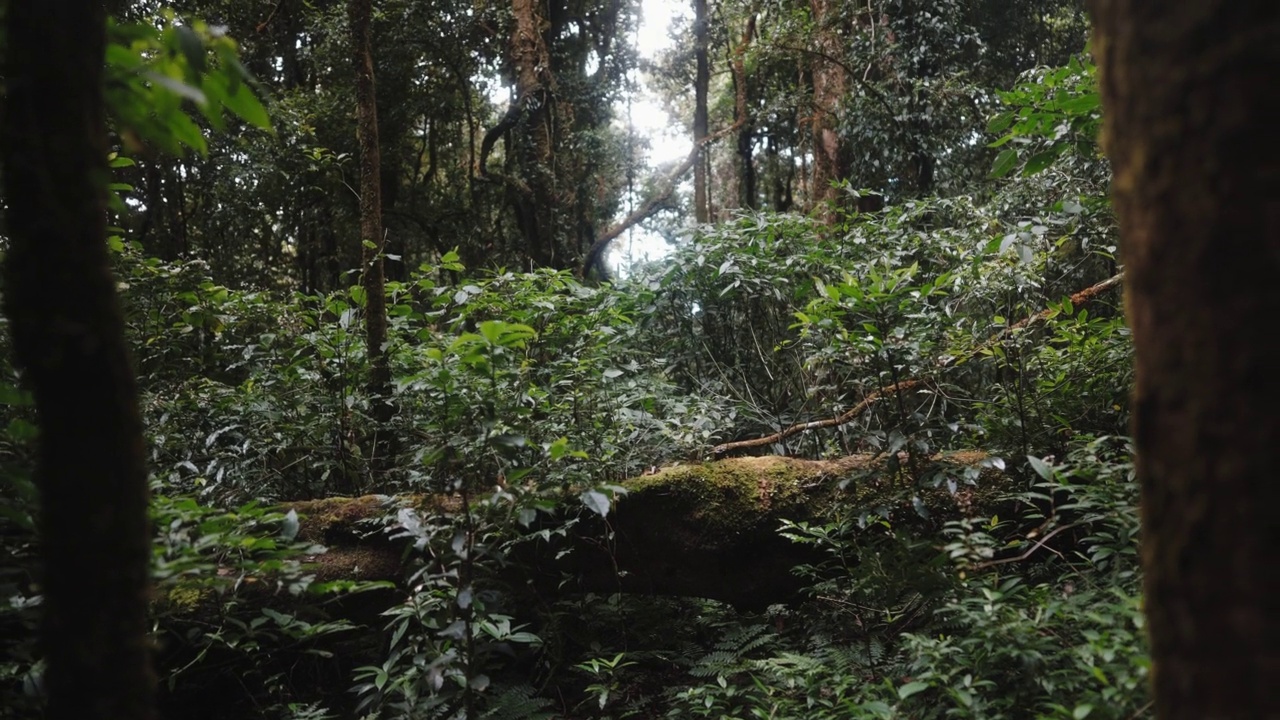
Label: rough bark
xmin=349 ymin=0 xmax=394 ymax=470
xmin=808 ymin=0 xmax=848 ymax=217
xmin=1090 ymin=2 xmax=1280 ymax=716
xmin=510 ymin=0 xmax=557 ymax=267
xmin=2 ymin=2 xmax=156 ymax=718
xmin=286 ymin=453 xmax=1008 ymax=609
xmin=693 ymin=0 xmax=711 ymax=224
xmin=733 ymin=14 xmax=759 ymax=211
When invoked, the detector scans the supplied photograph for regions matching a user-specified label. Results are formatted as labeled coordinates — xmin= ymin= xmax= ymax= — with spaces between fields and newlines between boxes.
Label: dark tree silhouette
xmin=2 ymin=1 xmax=156 ymax=718
xmin=1091 ymin=1 xmax=1280 ymax=716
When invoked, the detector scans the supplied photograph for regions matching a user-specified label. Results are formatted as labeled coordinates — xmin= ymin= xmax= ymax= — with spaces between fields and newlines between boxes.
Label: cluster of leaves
xmin=626 ymin=182 xmax=1126 ymax=462
xmin=988 ymin=55 xmax=1102 ymax=181
xmin=106 ymin=11 xmax=271 ymax=155
xmin=114 ymin=245 xmax=700 ymax=503
xmin=0 ymin=472 xmax=375 ymax=718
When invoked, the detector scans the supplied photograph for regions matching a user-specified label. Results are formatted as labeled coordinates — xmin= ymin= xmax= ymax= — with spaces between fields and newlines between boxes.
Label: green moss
xmin=164 ymin=584 xmax=209 ymax=612
xmin=623 ymin=453 xmax=1012 ymax=540
xmin=626 ymin=457 xmax=836 ymax=536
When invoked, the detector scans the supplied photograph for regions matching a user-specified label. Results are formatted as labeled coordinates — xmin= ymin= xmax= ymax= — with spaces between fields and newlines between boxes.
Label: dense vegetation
xmin=0 ymin=0 xmax=1158 ymax=717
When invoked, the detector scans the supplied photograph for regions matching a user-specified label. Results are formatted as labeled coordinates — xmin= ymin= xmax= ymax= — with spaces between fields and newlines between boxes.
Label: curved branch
xmin=941 ymin=272 xmax=1124 ymax=367
xmin=714 ymin=272 xmax=1126 ymax=455
xmin=580 ymin=121 xmax=743 ymax=277
xmin=712 ymin=379 xmax=930 ymax=456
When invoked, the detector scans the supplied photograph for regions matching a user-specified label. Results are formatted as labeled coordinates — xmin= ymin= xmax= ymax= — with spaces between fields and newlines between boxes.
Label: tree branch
xmin=580 ymin=121 xmax=743 ymax=278
xmin=713 ymin=272 xmax=1125 ymax=456
xmin=712 ymin=379 xmax=930 ymax=456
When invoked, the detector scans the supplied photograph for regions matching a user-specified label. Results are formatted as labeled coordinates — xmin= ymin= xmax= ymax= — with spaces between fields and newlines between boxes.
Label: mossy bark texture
xmin=2 ymin=2 xmax=156 ymax=718
xmin=1090 ymin=2 xmax=1280 ymax=715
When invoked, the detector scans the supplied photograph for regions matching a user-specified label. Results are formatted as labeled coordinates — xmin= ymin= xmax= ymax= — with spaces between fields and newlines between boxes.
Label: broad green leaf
xmin=581 ymin=489 xmax=610 ymax=518
xmin=1027 ymin=454 xmax=1056 ymax=480
xmin=144 ymin=71 xmax=207 ymax=105
xmin=898 ymin=681 xmax=929 ymax=699
xmin=990 ymin=148 xmax=1019 ymax=178
xmin=986 ymin=111 xmax=1014 ymax=135
xmin=220 ymin=80 xmax=272 ymax=130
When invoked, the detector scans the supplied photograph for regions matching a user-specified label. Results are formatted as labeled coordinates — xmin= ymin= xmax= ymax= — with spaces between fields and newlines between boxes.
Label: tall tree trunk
xmin=1090 ymin=2 xmax=1280 ymax=716
xmin=511 ymin=0 xmax=557 ymax=266
xmin=2 ymin=2 xmax=156 ymax=718
xmin=350 ymin=0 xmax=394 ymax=474
xmin=733 ymin=13 xmax=758 ymax=211
xmin=808 ymin=0 xmax=847 ymax=217
xmin=693 ymin=0 xmax=710 ymax=223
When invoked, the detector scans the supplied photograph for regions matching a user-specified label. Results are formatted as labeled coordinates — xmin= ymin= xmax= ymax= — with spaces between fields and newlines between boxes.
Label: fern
xmin=480 ymin=684 xmax=555 ymax=720
xmin=688 ymin=623 xmax=776 ymax=678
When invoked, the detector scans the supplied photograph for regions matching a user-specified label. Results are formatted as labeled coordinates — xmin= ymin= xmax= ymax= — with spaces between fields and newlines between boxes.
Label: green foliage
xmin=988 ymin=55 xmax=1101 ymax=180
xmin=352 ymin=497 xmax=549 ymax=719
xmin=107 ymin=12 xmax=271 ymax=156
xmin=638 ymin=440 xmax=1147 ymax=720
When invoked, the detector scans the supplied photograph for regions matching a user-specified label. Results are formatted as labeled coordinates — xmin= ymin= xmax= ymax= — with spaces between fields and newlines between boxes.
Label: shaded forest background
xmin=0 ymin=0 xmax=1168 ymax=718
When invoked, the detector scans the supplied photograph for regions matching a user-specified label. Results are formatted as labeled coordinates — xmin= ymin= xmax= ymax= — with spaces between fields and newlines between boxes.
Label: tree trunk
xmin=510 ymin=0 xmax=557 ymax=267
xmin=693 ymin=0 xmax=711 ymax=224
xmin=349 ymin=0 xmax=394 ymax=469
xmin=808 ymin=0 xmax=847 ymax=217
xmin=733 ymin=14 xmax=758 ymax=211
xmin=2 ymin=3 xmax=156 ymax=718
xmin=1090 ymin=2 xmax=1280 ymax=716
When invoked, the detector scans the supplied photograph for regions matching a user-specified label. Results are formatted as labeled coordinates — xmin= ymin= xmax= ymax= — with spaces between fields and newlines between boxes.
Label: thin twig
xmin=971 ymin=521 xmax=1086 ymax=570
xmin=711 ymin=379 xmax=928 ymax=455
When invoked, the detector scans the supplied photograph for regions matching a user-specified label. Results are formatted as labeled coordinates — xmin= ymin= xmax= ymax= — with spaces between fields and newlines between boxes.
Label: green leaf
xmin=174 ymin=25 xmax=207 ymax=73
xmin=990 ymin=148 xmax=1019 ymax=178
xmin=1027 ymin=454 xmax=1056 ymax=480
xmin=220 ymin=79 xmax=272 ymax=130
xmin=144 ymin=70 xmax=207 ymax=105
xmin=897 ymin=681 xmax=929 ymax=699
xmin=1021 ymin=146 xmax=1066 ymax=176
xmin=986 ymin=111 xmax=1014 ymax=135
xmin=581 ymin=489 xmax=610 ymax=518
xmin=166 ymin=111 xmax=208 ymax=154
xmin=280 ymin=509 xmax=299 ymax=542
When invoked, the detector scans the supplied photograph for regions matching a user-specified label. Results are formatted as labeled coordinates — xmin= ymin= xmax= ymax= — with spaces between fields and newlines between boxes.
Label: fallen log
xmin=286 ymin=451 xmax=1010 ymax=608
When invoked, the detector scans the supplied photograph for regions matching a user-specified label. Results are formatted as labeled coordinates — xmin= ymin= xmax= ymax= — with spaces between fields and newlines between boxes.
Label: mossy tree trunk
xmin=510 ymin=0 xmax=558 ymax=267
xmin=1090 ymin=2 xmax=1280 ymax=715
xmin=2 ymin=2 xmax=156 ymax=718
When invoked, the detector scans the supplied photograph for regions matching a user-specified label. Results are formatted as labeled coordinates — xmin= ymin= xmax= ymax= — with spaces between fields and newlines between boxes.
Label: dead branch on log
xmin=713 ymin=272 xmax=1125 ymax=456
xmin=712 ymin=379 xmax=929 ymax=456
xmin=942 ymin=272 xmax=1124 ymax=368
